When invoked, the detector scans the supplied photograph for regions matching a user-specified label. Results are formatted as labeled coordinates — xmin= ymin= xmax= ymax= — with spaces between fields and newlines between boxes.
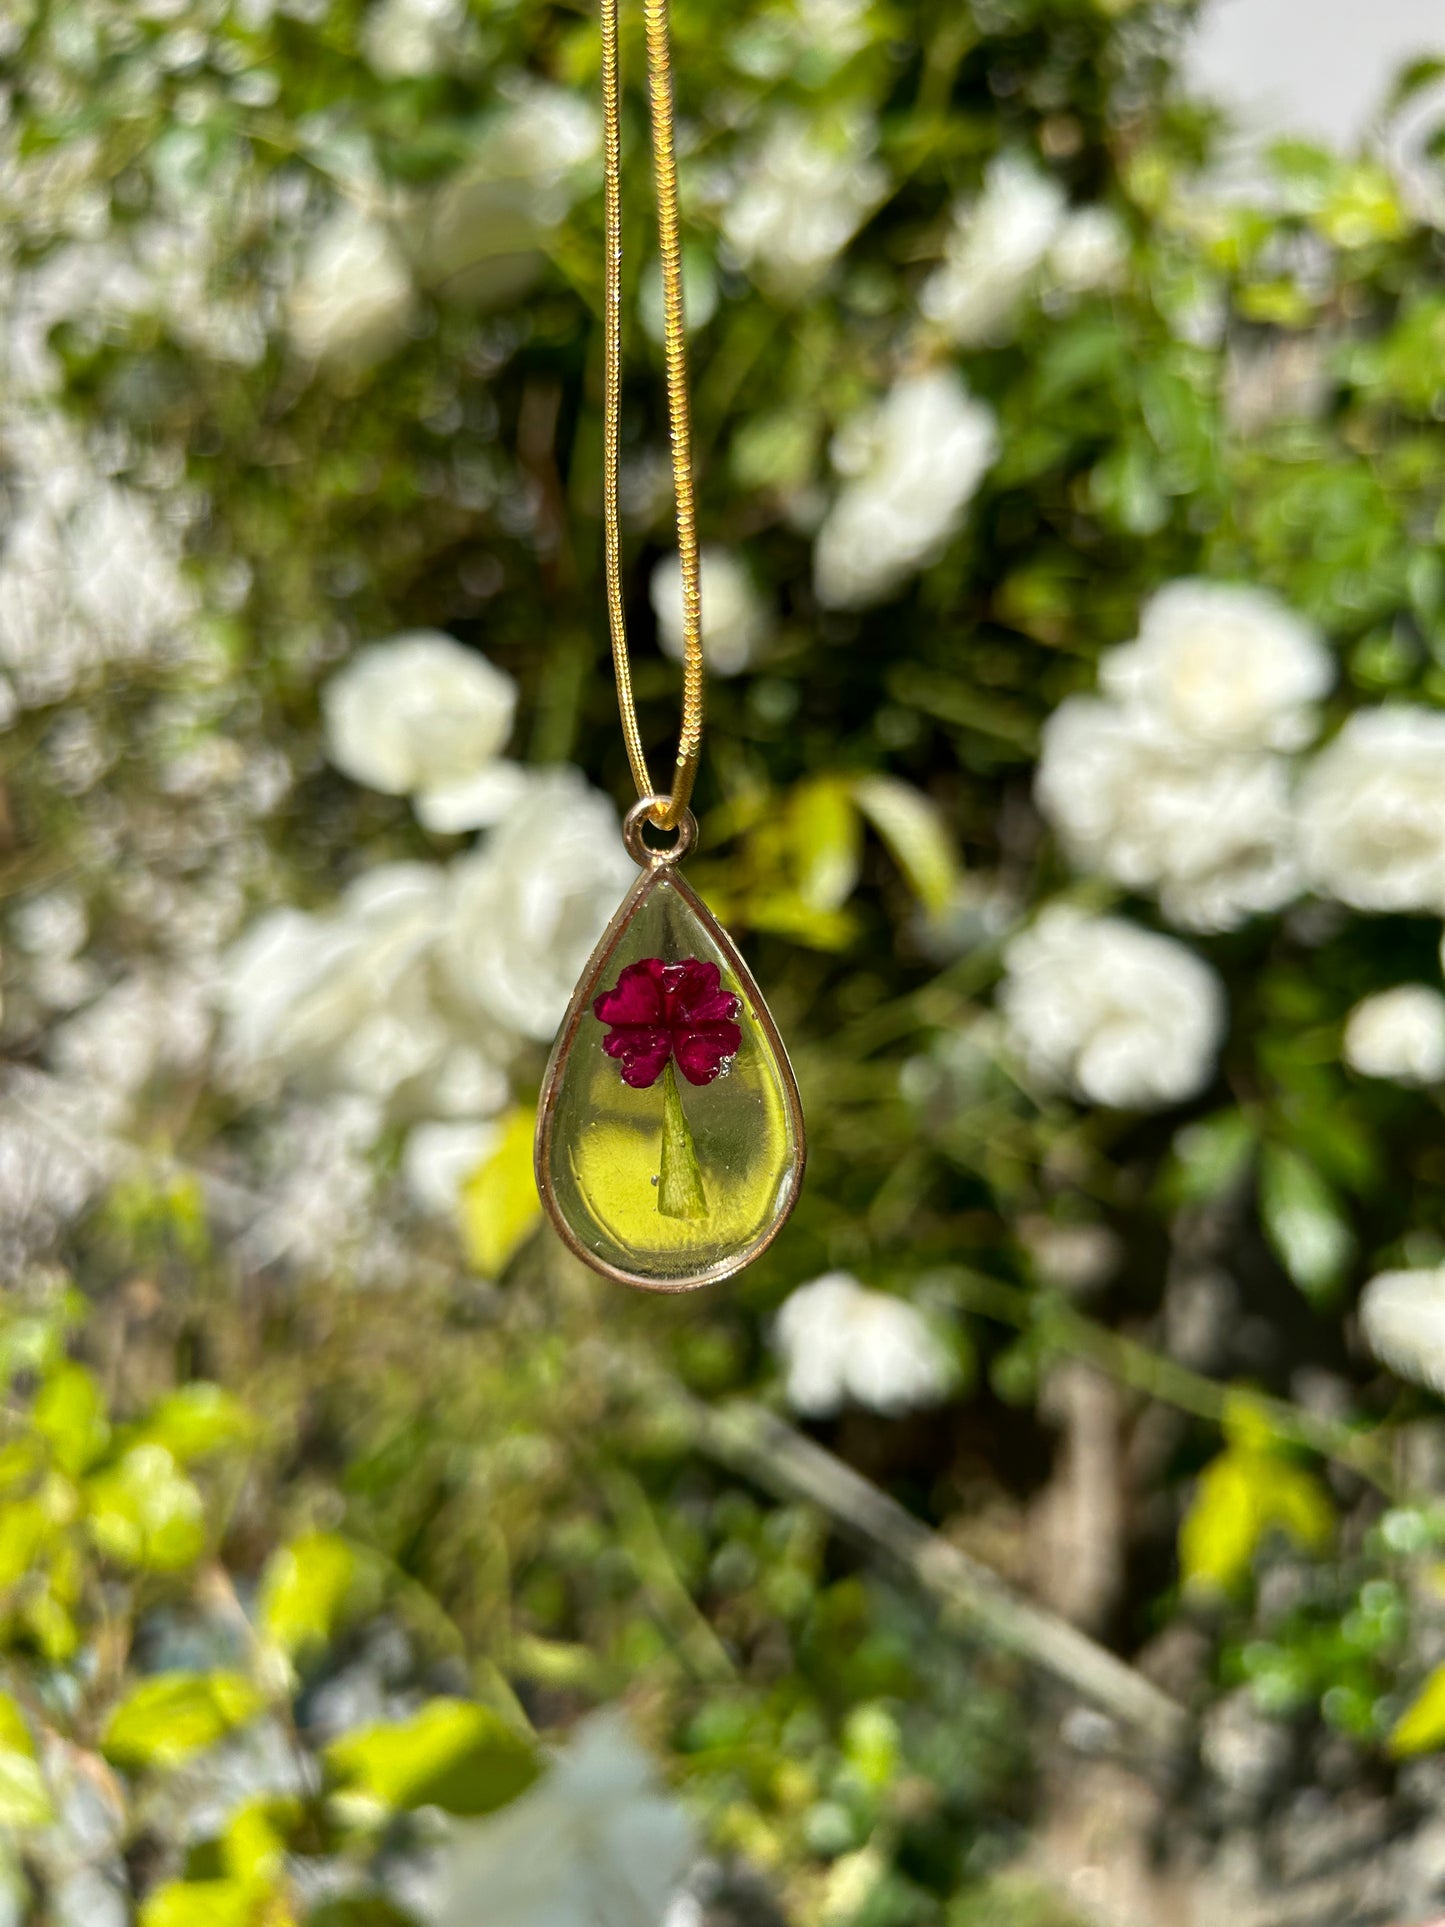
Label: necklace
xmin=534 ymin=0 xmax=806 ymax=1292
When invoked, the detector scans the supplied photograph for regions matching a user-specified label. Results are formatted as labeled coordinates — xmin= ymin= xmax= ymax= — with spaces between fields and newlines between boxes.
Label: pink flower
xmin=593 ymin=957 xmax=742 ymax=1089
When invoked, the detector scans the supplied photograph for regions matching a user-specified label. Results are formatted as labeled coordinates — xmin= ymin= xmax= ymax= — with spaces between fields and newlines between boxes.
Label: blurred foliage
xmin=2 ymin=0 xmax=1445 ymax=1919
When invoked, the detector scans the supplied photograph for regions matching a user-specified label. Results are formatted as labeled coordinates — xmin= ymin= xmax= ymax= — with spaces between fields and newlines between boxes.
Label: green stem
xmin=658 ymin=1061 xmax=707 ymax=1220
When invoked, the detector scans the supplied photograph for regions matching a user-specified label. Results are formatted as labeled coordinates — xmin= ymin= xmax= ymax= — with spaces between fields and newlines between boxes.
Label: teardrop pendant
xmin=535 ymin=800 xmax=805 ymax=1292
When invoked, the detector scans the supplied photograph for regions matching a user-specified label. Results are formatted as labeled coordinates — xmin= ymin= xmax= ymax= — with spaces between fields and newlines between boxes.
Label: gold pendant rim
xmin=534 ymin=860 xmax=807 ymax=1294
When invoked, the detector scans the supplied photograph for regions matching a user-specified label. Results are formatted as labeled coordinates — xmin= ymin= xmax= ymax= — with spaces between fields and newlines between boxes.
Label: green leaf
xmin=221 ymin=1796 xmax=300 ymax=1883
xmin=459 ymin=1106 xmax=542 ymax=1278
xmin=1258 ymin=1144 xmax=1354 ymax=1305
xmin=658 ymin=1061 xmax=707 ymax=1221
xmin=1390 ymin=1662 xmax=1445 ymax=1757
xmin=0 ymin=1692 xmax=33 ymax=1758
xmin=258 ymin=1532 xmax=359 ymax=1662
xmin=325 ymin=1698 xmax=538 ymax=1816
xmin=103 ymin=1672 xmax=265 ymax=1771
xmin=86 ymin=1444 xmax=207 ymax=1572
xmin=33 ymin=1363 xmax=110 ymax=1476
xmin=787 ymin=777 xmax=862 ymax=914
xmin=850 ymin=776 xmax=961 ymax=916
xmin=137 ymin=1385 xmax=253 ymax=1463
xmin=139 ymin=1879 xmax=264 ymax=1927
xmin=1165 ymin=1111 xmax=1257 ymax=1207
xmin=1384 ymin=55 xmax=1445 ymax=116
xmin=0 ymin=1501 xmax=52 ymax=1590
xmin=307 ymin=1902 xmax=419 ymax=1927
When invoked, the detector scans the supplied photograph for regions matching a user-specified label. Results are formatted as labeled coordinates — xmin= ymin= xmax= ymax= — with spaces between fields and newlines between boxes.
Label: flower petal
xmin=594 ymin=958 xmax=666 ymax=1027
xmin=602 ymin=1025 xmax=672 ymax=1088
xmin=673 ymin=1020 xmax=742 ymax=1086
xmin=662 ymin=958 xmax=740 ymax=1026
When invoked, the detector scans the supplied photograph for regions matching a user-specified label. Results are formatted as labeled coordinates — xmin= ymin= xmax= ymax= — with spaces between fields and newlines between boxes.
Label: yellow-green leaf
xmin=137 ymin=1384 xmax=253 ymax=1463
xmin=0 ymin=1693 xmax=51 ymax=1827
xmin=325 ymin=1698 xmax=537 ymax=1816
xmin=459 ymin=1107 xmax=542 ymax=1278
xmin=33 ymin=1363 xmax=111 ymax=1477
xmin=103 ymin=1671 xmax=264 ymax=1771
xmin=259 ymin=1532 xmax=358 ymax=1662
xmin=222 ymin=1796 xmax=301 ymax=1883
xmin=0 ymin=1691 xmax=32 ymax=1758
xmin=140 ymin=1879 xmax=266 ymax=1927
xmin=1390 ymin=1662 xmax=1445 ymax=1757
xmin=86 ymin=1445 xmax=206 ymax=1572
xmin=744 ymin=891 xmax=859 ymax=952
xmin=0 ymin=1747 xmax=53 ymax=1828
xmin=787 ymin=777 xmax=862 ymax=914
xmin=850 ymin=776 xmax=961 ymax=916
xmin=0 ymin=1501 xmax=50 ymax=1590
xmin=1179 ymin=1447 xmax=1333 ymax=1596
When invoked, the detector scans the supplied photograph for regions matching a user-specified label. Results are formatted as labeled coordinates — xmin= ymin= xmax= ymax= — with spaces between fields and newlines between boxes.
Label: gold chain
xmin=600 ymin=0 xmax=703 ymax=832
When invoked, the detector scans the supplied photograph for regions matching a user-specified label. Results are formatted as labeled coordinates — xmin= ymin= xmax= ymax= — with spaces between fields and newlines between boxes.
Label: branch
xmin=678 ymin=1389 xmax=1191 ymax=1765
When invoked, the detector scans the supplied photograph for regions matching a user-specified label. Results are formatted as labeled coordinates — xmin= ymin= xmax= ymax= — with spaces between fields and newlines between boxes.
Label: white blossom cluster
xmin=1343 ymin=985 xmax=1445 ymax=1088
xmin=289 ymin=82 xmax=600 ymax=368
xmin=1037 ymin=580 xmax=1333 ymax=934
xmin=0 ymin=415 xmax=198 ymax=712
xmin=813 ymin=368 xmax=999 ymax=610
xmin=1029 ymin=571 xmax=1445 ymax=1106
xmin=922 ymin=154 xmax=1128 ymax=348
xmin=721 ymin=111 xmax=887 ymax=300
xmin=772 ymin=1271 xmax=956 ymax=1417
xmin=1359 ymin=1266 xmax=1445 ymax=1395
xmin=999 ymin=905 xmax=1226 ymax=1111
xmin=219 ymin=634 xmax=633 ymax=1218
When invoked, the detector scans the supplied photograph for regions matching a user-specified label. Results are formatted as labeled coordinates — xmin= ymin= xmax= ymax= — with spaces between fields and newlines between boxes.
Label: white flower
xmin=794 ymin=0 xmax=872 ymax=60
xmin=322 ymin=632 xmax=519 ymax=829
xmin=0 ymin=417 xmax=196 ymax=707
xmin=402 ymin=1118 xmax=500 ymax=1217
xmin=1343 ymin=986 xmax=1445 ymax=1086
xmin=240 ymin=1095 xmax=390 ymax=1277
xmin=722 ymin=112 xmax=887 ymax=299
xmin=361 ymin=0 xmax=463 ymax=77
xmin=442 ymin=769 xmax=635 ymax=1042
xmin=437 ymin=1709 xmax=695 ymax=1927
xmin=999 ymin=906 xmax=1226 ymax=1110
xmin=287 ymin=206 xmax=413 ymax=368
xmin=921 ymin=154 xmax=1066 ymax=347
xmin=773 ymin=1272 xmax=955 ymax=1418
xmin=1101 ymin=581 xmax=1333 ymax=754
xmin=51 ymin=968 xmax=212 ymax=1105
xmin=1035 ymin=698 xmax=1301 ymax=932
xmin=813 ymin=369 xmax=998 ymax=610
xmin=0 ymin=1069 xmax=126 ymax=1272
xmin=475 ymin=81 xmax=600 ymax=205
xmin=649 ymin=549 xmax=770 ymax=678
xmin=221 ymin=863 xmax=508 ymax=1118
xmin=1047 ymin=205 xmax=1129 ymax=294
xmin=1359 ymin=1267 xmax=1445 ymax=1393
xmin=1299 ymin=708 xmax=1445 ymax=915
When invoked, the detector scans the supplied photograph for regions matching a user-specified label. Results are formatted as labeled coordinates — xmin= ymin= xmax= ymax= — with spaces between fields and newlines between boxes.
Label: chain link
xmin=600 ymin=0 xmax=703 ymax=831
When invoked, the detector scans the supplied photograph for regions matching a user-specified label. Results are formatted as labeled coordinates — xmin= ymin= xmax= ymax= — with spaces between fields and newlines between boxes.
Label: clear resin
xmin=536 ymin=866 xmax=804 ymax=1290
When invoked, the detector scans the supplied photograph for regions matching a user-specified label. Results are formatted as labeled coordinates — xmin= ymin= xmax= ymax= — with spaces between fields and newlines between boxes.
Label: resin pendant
xmin=535 ymin=799 xmax=805 ymax=1292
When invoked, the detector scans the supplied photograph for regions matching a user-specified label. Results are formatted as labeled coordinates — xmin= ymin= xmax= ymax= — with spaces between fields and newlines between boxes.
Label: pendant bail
xmin=623 ymin=794 xmax=697 ymax=869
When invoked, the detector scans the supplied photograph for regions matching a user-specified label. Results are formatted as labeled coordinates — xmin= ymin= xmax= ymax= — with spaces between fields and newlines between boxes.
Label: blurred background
xmin=1 ymin=1 xmax=1445 ymax=1923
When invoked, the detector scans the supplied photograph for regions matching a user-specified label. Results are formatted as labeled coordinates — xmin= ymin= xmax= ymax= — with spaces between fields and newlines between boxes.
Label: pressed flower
xmin=592 ymin=957 xmax=741 ymax=1089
